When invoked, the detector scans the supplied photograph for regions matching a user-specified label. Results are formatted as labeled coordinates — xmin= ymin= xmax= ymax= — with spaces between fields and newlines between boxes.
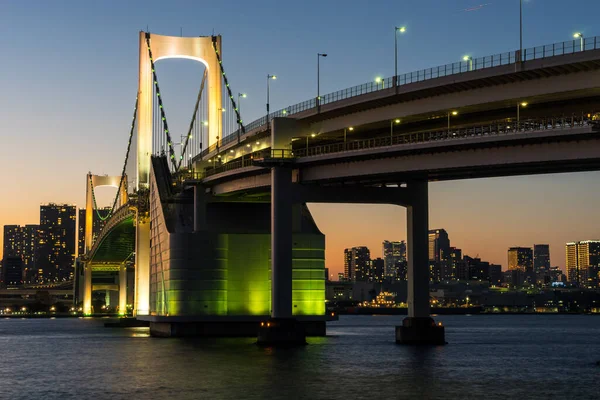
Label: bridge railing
xmin=188 ymin=113 xmax=599 ymax=181
xmin=292 ymin=114 xmax=598 ymax=158
xmin=196 ymin=36 xmax=600 ymax=160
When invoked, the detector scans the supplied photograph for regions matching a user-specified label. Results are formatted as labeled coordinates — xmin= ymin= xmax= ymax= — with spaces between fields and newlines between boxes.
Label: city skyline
xmin=2 ymin=0 xmax=600 ymax=278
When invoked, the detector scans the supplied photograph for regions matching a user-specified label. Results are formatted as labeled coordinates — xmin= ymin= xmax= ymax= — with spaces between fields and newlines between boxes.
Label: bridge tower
xmin=135 ymin=32 xmax=223 ymax=316
xmin=82 ymin=174 xmax=129 ymax=315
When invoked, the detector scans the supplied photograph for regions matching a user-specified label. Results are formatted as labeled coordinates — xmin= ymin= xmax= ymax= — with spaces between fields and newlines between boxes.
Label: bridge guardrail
xmin=194 ymin=36 xmax=600 ymax=159
xmin=292 ymin=114 xmax=597 ymax=158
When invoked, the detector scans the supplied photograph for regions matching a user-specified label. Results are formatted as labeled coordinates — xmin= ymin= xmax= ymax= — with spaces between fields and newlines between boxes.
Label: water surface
xmin=0 ymin=315 xmax=598 ymax=399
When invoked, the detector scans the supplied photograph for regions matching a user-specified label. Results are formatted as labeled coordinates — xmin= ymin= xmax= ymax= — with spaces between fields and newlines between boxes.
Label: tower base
xmin=257 ymin=318 xmax=307 ymax=347
xmin=395 ymin=317 xmax=446 ymax=345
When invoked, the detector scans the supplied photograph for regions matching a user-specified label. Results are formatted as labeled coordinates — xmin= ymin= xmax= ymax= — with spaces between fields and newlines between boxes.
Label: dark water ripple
xmin=0 ymin=315 xmax=599 ymax=400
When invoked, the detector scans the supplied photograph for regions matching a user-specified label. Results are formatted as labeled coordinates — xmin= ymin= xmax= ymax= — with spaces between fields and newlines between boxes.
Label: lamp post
xmin=306 ymin=133 xmax=317 ymax=153
xmin=517 ymin=101 xmax=527 ymax=127
xmin=394 ymin=26 xmax=406 ymax=86
xmin=390 ymin=119 xmax=400 ymax=140
xmin=317 ymin=53 xmax=327 ymax=108
xmin=375 ymin=76 xmax=384 ymax=89
xmin=519 ymin=0 xmax=523 ymax=59
xmin=448 ymin=110 xmax=458 ymax=132
xmin=266 ymin=74 xmax=277 ymax=127
xmin=574 ymin=33 xmax=584 ymax=51
xmin=463 ymin=55 xmax=473 ymax=71
xmin=343 ymin=126 xmax=354 ymax=149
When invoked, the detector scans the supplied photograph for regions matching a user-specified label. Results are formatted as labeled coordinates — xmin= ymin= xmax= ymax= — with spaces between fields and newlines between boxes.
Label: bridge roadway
xmin=193 ymin=36 xmax=600 ymax=169
xmin=181 ymin=40 xmax=600 ymax=343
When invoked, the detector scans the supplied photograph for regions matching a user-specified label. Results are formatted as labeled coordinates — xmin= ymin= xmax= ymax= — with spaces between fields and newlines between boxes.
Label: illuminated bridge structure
xmin=88 ymin=32 xmax=600 ymax=342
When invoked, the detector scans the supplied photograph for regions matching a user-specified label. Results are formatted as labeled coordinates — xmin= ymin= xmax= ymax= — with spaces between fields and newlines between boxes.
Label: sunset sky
xmin=2 ymin=0 xmax=600 ymax=277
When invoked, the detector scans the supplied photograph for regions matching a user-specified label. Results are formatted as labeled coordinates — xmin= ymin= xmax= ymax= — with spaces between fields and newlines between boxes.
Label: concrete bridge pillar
xmin=119 ymin=264 xmax=127 ymax=315
xmin=257 ymin=165 xmax=306 ymax=346
xmin=83 ymin=263 xmax=92 ymax=315
xmin=396 ymin=180 xmax=445 ymax=345
xmin=270 ymin=166 xmax=293 ymax=319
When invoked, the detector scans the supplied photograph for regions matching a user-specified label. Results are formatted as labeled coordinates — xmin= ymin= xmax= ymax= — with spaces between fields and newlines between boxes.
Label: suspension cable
xmin=89 ymin=95 xmax=138 ymax=221
xmin=212 ymin=36 xmax=246 ymax=138
xmin=177 ymin=69 xmax=207 ymax=170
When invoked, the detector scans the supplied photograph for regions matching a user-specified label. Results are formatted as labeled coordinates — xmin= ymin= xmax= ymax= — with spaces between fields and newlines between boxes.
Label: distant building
xmin=368 ymin=258 xmax=385 ymax=283
xmin=533 ymin=244 xmax=550 ymax=273
xmin=2 ymin=256 xmax=23 ymax=286
xmin=507 ymin=247 xmax=533 ymax=272
xmin=344 ymin=246 xmax=370 ymax=282
xmin=489 ymin=264 xmax=502 ymax=286
xmin=394 ymin=260 xmax=407 ymax=281
xmin=337 ymin=272 xmax=345 ymax=281
xmin=324 ymin=268 xmax=329 ymax=281
xmin=429 ymin=229 xmax=450 ymax=262
xmin=565 ymin=241 xmax=600 ymax=287
xmin=37 ymin=204 xmax=76 ymax=282
xmin=382 ymin=240 xmax=406 ymax=277
xmin=3 ymin=224 xmax=39 ymax=283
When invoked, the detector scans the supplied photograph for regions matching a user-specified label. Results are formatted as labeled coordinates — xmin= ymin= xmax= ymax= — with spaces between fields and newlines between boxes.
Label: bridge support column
xmin=257 ymin=166 xmax=306 ymax=346
xmin=83 ymin=263 xmax=92 ymax=315
xmin=119 ymin=264 xmax=127 ymax=316
xmin=135 ymin=220 xmax=150 ymax=316
xmin=396 ymin=180 xmax=445 ymax=345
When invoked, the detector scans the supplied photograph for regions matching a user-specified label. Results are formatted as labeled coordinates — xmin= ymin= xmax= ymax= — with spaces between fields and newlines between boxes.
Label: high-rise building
xmin=77 ymin=207 xmax=111 ymax=257
xmin=565 ymin=241 xmax=600 ymax=287
xmin=3 ymin=225 xmax=22 ymax=258
xmin=507 ymin=247 xmax=533 ymax=272
xmin=533 ymin=244 xmax=551 ymax=273
xmin=344 ymin=246 xmax=370 ymax=282
xmin=2 ymin=256 xmax=23 ymax=286
xmin=368 ymin=258 xmax=385 ymax=283
xmin=429 ymin=229 xmax=450 ymax=262
xmin=37 ymin=204 xmax=76 ymax=282
xmin=3 ymin=224 xmax=39 ymax=283
xmin=382 ymin=240 xmax=406 ymax=277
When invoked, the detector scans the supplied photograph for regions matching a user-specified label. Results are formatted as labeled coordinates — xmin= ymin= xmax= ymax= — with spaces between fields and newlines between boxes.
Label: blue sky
xmin=1 ymin=0 xmax=600 ymax=273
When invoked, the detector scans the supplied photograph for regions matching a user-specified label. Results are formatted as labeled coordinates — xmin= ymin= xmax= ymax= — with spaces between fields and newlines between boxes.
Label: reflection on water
xmin=0 ymin=315 xmax=598 ymax=399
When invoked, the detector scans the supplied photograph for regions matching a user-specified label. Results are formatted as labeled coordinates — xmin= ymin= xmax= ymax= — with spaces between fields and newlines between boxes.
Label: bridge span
xmin=82 ymin=32 xmax=600 ymax=344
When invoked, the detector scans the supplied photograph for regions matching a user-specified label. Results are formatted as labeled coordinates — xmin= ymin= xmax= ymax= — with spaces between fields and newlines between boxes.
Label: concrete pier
xmin=396 ymin=181 xmax=446 ymax=345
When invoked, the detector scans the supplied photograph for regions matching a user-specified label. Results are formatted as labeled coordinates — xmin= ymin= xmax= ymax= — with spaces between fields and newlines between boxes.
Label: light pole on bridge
xmin=390 ymin=119 xmax=400 ymax=141
xmin=517 ymin=101 xmax=528 ymax=127
xmin=574 ymin=32 xmax=584 ymax=51
xmin=463 ymin=55 xmax=473 ymax=72
xmin=266 ymin=74 xmax=277 ymax=128
xmin=394 ymin=26 xmax=406 ymax=86
xmin=317 ymin=53 xmax=327 ymax=109
xmin=447 ymin=110 xmax=458 ymax=133
xmin=375 ymin=76 xmax=384 ymax=90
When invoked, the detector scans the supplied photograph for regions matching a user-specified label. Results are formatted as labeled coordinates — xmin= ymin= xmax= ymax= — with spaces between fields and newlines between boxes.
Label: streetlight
xmin=448 ymin=110 xmax=458 ymax=132
xmin=574 ymin=33 xmax=584 ymax=51
xmin=266 ymin=74 xmax=277 ymax=127
xmin=394 ymin=26 xmax=407 ymax=85
xmin=390 ymin=119 xmax=400 ymax=140
xmin=343 ymin=126 xmax=354 ymax=148
xmin=463 ymin=55 xmax=473 ymax=71
xmin=519 ymin=0 xmax=523 ymax=59
xmin=306 ymin=133 xmax=317 ymax=152
xmin=375 ymin=76 xmax=384 ymax=89
xmin=517 ymin=101 xmax=528 ymax=126
xmin=317 ymin=53 xmax=327 ymax=107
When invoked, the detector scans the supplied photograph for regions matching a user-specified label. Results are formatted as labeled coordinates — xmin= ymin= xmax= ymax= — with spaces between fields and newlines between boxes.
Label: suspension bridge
xmin=76 ymin=31 xmax=600 ymax=344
